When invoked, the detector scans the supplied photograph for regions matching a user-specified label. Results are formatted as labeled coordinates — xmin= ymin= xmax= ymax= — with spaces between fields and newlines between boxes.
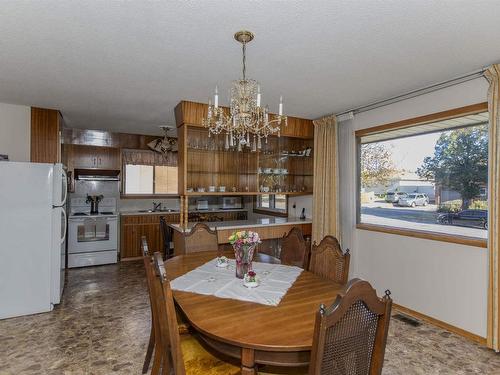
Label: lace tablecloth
xmin=170 ymin=258 xmax=303 ymax=306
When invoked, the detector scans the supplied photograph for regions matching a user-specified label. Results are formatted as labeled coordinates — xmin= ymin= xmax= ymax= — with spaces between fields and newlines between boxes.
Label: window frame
xmin=253 ymin=194 xmax=289 ymax=217
xmin=355 ymin=102 xmax=488 ymax=248
xmin=121 ymin=157 xmax=179 ymax=199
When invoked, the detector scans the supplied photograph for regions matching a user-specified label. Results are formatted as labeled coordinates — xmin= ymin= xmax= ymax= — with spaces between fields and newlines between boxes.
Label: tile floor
xmin=1 ymin=261 xmax=499 ymax=374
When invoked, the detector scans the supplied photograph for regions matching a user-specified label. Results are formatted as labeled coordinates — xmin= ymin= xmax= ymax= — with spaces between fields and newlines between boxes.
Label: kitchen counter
xmin=169 ymin=217 xmax=312 ymax=233
xmin=119 ymin=208 xmax=247 ymax=216
xmin=120 ymin=210 xmax=179 ymax=216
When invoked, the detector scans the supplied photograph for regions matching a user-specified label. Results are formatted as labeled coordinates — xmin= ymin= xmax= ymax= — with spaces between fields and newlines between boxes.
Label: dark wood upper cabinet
xmin=64 ymin=144 xmax=120 ymax=170
xmin=30 ymin=107 xmax=63 ymax=163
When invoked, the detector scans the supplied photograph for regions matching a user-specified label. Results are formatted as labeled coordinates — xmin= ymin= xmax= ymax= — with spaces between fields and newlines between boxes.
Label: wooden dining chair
xmin=141 ymin=237 xmax=161 ymax=374
xmin=308 ymin=279 xmax=392 ymax=375
xmin=280 ymin=227 xmax=310 ymax=269
xmin=309 ymin=236 xmax=350 ymax=284
xmin=183 ymin=222 xmax=219 ymax=254
xmin=152 ymin=253 xmax=240 ymax=375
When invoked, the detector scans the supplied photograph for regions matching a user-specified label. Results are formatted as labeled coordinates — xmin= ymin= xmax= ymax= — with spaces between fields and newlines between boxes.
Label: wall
xmin=0 ymin=103 xmax=30 ymax=161
xmin=338 ymin=77 xmax=489 ymax=337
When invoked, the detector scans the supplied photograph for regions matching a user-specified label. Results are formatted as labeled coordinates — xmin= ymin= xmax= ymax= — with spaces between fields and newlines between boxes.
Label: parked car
xmin=437 ymin=209 xmax=488 ymax=229
xmin=398 ymin=193 xmax=429 ymax=207
xmin=385 ymin=191 xmax=408 ymax=203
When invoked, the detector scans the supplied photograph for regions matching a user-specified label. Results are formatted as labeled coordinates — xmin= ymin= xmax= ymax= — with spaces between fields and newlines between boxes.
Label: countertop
xmin=169 ymin=217 xmax=312 ymax=232
xmin=119 ymin=208 xmax=247 ymax=216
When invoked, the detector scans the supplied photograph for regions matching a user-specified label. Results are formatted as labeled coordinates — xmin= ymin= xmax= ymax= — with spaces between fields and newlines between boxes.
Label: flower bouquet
xmin=228 ymin=230 xmax=261 ymax=279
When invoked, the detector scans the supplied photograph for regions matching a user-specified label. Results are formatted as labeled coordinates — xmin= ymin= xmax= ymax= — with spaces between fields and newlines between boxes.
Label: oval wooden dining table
xmin=165 ymin=251 xmax=344 ymax=375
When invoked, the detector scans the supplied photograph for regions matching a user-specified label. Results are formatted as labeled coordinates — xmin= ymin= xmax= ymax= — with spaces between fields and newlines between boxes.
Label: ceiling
xmin=0 ymin=1 xmax=499 ymax=136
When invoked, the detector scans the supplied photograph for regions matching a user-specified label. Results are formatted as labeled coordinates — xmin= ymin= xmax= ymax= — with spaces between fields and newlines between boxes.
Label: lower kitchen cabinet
xmin=120 ymin=213 xmax=179 ymax=259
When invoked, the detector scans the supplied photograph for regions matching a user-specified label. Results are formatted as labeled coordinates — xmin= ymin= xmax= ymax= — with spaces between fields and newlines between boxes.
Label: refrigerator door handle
xmin=61 ymin=209 xmax=67 ymax=245
xmin=61 ymin=169 xmax=68 ymax=206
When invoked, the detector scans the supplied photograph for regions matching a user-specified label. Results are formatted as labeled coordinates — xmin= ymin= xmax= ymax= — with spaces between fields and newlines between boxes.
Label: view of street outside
xmin=359 ymin=114 xmax=489 ymax=240
xmin=361 ymin=200 xmax=487 ymax=239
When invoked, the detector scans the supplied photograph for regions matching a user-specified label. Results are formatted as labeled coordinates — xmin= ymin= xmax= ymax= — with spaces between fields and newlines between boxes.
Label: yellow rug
xmin=180 ymin=335 xmax=308 ymax=375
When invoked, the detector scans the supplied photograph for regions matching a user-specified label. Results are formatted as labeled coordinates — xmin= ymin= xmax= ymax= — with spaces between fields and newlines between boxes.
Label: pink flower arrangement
xmin=228 ymin=231 xmax=261 ymax=247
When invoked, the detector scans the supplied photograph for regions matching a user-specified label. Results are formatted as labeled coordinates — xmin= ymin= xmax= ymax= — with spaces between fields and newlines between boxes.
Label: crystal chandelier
xmin=203 ymin=30 xmax=287 ymax=151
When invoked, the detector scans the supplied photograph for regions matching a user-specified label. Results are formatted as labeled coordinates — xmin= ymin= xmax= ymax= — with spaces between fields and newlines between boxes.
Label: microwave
xmin=221 ymin=197 xmax=243 ymax=210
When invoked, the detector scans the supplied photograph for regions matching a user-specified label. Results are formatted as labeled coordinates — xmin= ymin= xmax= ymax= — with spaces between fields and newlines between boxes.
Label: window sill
xmin=120 ymin=194 xmax=179 ymax=199
xmin=253 ymin=208 xmax=288 ymax=218
xmin=356 ymin=223 xmax=487 ymax=248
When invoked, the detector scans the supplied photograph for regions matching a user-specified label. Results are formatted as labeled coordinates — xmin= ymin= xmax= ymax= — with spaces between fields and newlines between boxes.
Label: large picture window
xmin=356 ymin=103 xmax=488 ymax=245
xmin=122 ymin=149 xmax=178 ymax=196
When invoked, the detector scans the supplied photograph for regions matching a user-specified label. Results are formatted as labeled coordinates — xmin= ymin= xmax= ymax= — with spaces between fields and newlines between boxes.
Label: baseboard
xmin=393 ymin=303 xmax=487 ymax=346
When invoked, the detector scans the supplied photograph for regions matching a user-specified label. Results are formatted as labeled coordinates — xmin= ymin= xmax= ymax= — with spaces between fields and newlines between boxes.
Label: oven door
xmin=68 ymin=216 xmax=117 ymax=254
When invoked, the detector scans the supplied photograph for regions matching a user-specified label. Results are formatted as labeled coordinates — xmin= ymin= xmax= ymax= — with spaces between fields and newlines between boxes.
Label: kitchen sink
xmin=137 ymin=209 xmax=177 ymax=213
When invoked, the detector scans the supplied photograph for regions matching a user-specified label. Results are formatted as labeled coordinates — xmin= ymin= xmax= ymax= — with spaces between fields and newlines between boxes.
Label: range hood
xmin=74 ymin=169 xmax=120 ymax=181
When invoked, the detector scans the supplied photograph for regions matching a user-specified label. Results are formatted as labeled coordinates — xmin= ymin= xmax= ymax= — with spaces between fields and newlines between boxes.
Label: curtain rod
xmin=335 ymin=67 xmax=487 ymax=119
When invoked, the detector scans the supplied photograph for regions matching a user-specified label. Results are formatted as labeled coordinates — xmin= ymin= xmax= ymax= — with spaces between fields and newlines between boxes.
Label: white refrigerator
xmin=0 ymin=162 xmax=67 ymax=319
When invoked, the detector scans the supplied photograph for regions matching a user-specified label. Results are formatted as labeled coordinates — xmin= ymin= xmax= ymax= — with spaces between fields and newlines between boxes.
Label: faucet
xmin=152 ymin=202 xmax=162 ymax=212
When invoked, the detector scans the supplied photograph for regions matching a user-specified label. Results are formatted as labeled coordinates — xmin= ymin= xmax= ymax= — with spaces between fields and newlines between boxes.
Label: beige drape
xmin=486 ymin=64 xmax=500 ymax=351
xmin=312 ymin=115 xmax=340 ymax=243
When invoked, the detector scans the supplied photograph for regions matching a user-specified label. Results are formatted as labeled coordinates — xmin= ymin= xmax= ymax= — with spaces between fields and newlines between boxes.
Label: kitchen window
xmin=122 ymin=149 xmax=178 ymax=196
xmin=254 ymin=194 xmax=288 ymax=216
xmin=356 ymin=103 xmax=489 ymax=246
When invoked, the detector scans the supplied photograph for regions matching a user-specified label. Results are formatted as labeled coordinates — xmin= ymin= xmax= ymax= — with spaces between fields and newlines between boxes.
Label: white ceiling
xmin=0 ymin=1 xmax=499 ymax=136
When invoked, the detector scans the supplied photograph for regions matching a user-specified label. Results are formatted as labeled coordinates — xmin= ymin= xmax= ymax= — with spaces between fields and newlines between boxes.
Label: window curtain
xmin=312 ymin=114 xmax=340 ymax=243
xmin=122 ymin=149 xmax=177 ymax=167
xmin=486 ymin=64 xmax=500 ymax=351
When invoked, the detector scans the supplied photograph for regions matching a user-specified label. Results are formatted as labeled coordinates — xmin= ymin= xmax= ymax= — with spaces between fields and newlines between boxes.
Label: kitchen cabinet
xmin=65 ymin=144 xmax=120 ymax=170
xmin=30 ymin=108 xmax=63 ymax=163
xmin=120 ymin=213 xmax=180 ymax=259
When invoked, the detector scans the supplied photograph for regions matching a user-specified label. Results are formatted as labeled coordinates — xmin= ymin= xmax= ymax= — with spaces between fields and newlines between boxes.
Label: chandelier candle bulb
xmin=214 ymin=86 xmax=219 ymax=108
xmin=279 ymin=96 xmax=283 ymax=116
xmin=257 ymin=85 xmax=261 ymax=107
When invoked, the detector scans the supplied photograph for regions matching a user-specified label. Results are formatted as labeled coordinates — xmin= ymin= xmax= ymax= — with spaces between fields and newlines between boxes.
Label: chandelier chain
xmin=242 ymin=42 xmax=246 ymax=81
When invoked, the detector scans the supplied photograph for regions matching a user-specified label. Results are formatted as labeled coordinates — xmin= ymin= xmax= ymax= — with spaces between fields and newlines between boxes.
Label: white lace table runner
xmin=170 ymin=258 xmax=303 ymax=306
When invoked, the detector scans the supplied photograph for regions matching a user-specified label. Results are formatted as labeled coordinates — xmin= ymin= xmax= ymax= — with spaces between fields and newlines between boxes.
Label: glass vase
xmin=234 ymin=244 xmax=257 ymax=279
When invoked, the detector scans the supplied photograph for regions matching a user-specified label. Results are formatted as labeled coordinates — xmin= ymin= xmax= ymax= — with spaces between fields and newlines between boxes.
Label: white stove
xmin=68 ymin=198 xmax=118 ymax=268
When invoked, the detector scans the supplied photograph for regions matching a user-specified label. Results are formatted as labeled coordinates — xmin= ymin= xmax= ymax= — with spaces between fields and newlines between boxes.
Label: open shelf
xmin=184 ymin=191 xmax=313 ymax=196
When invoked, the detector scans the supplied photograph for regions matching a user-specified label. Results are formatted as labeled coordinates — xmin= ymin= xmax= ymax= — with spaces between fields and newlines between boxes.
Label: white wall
xmin=0 ymin=103 xmax=30 ymax=162
xmin=338 ymin=77 xmax=489 ymax=337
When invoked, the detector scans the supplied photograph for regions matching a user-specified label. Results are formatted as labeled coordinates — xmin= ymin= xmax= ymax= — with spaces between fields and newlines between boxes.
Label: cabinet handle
xmin=98 ymin=157 xmax=101 ymax=166
xmin=93 ymin=157 xmax=96 ymax=166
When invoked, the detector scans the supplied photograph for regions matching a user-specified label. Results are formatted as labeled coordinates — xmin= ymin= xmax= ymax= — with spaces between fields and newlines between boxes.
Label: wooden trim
xmin=355 ymin=102 xmax=488 ymax=137
xmin=393 ymin=303 xmax=487 ymax=346
xmin=120 ymin=194 xmax=180 ymax=199
xmin=356 ymin=223 xmax=487 ymax=248
xmin=253 ymin=208 xmax=288 ymax=218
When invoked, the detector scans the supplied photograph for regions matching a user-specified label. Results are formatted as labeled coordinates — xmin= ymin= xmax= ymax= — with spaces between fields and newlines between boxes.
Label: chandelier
xmin=203 ymin=30 xmax=287 ymax=151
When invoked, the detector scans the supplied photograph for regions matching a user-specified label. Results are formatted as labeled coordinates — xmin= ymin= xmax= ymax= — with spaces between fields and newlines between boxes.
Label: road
xmin=360 ymin=201 xmax=487 ymax=239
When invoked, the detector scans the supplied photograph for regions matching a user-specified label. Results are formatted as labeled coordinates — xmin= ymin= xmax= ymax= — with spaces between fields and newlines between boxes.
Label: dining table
xmin=165 ymin=251 xmax=344 ymax=375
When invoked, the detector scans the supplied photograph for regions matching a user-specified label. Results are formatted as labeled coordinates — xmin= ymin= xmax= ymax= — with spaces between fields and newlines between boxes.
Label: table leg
xmin=241 ymin=347 xmax=256 ymax=375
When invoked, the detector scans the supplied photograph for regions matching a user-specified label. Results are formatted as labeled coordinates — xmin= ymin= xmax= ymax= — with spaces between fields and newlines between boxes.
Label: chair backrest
xmin=159 ymin=216 xmax=171 ymax=258
xmin=309 ymin=236 xmax=350 ymax=284
xmin=184 ymin=223 xmax=219 ymax=254
xmin=280 ymin=227 xmax=310 ymax=269
xmin=141 ymin=242 xmax=163 ymax=368
xmin=141 ymin=235 xmax=150 ymax=257
xmin=153 ymin=252 xmax=186 ymax=375
xmin=309 ymin=279 xmax=392 ymax=375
